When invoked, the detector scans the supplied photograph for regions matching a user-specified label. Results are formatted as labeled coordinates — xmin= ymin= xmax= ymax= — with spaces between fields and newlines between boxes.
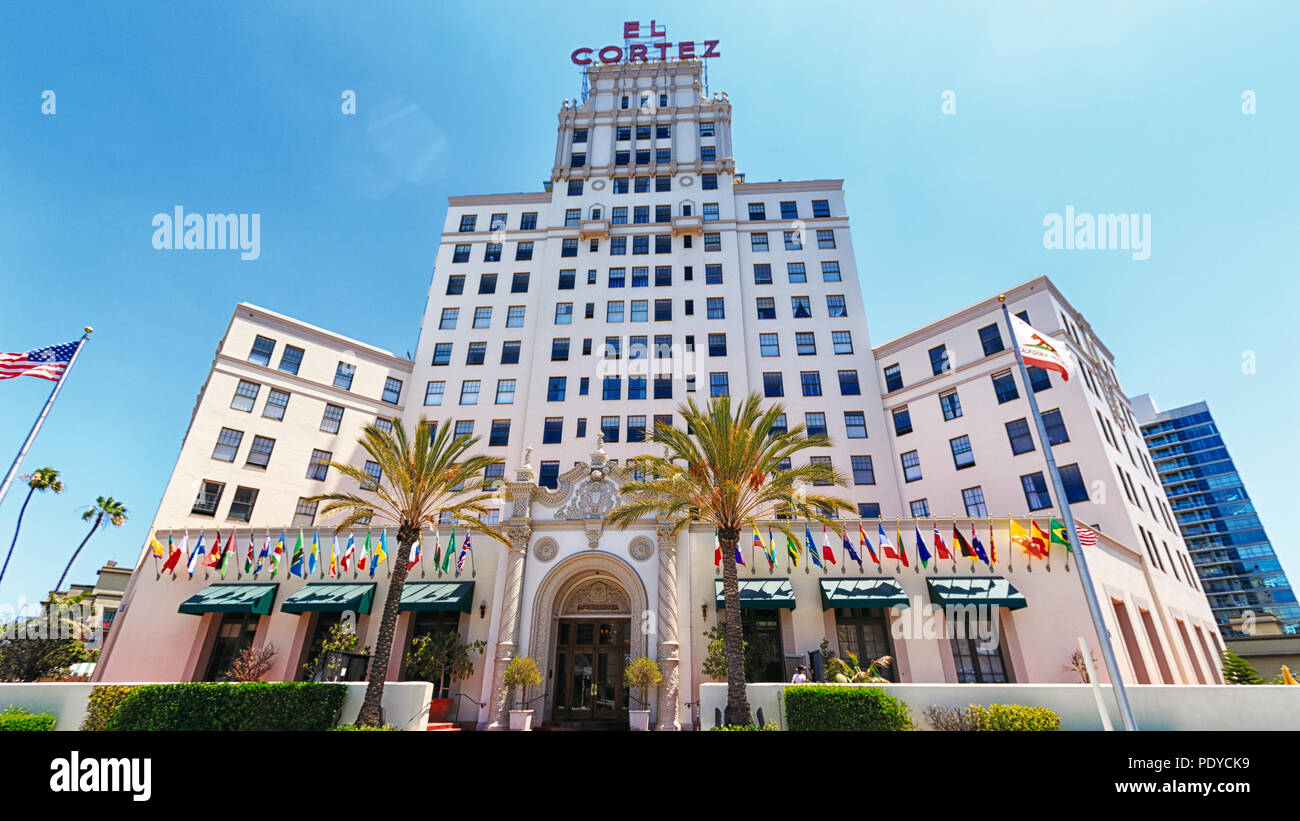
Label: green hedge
xmin=785 ymin=685 xmax=913 ymax=731
xmin=104 ymin=683 xmax=347 ymax=731
xmin=330 ymin=723 xmax=397 ymax=731
xmin=710 ymin=721 xmax=780 ymax=731
xmin=966 ymin=704 xmax=1060 ymax=731
xmin=81 ymin=686 xmax=137 ymax=731
xmin=0 ymin=706 xmax=56 ymax=731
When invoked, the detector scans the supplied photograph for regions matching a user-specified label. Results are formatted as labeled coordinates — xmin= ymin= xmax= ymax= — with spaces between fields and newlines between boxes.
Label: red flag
xmin=821 ymin=526 xmax=836 ymax=565
xmin=204 ymin=531 xmax=224 ymax=567
xmin=1031 ymin=520 xmax=1051 ymax=557
xmin=161 ymin=545 xmax=182 ymax=574
xmin=932 ymin=525 xmax=953 ymax=561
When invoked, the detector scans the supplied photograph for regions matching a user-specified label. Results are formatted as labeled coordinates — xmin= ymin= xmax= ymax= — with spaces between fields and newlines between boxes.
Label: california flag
xmin=1010 ymin=313 xmax=1074 ymax=382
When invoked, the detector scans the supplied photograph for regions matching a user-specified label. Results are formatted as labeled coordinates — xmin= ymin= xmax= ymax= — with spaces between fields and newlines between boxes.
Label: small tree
xmin=701 ymin=623 xmax=747 ymax=681
xmin=404 ymin=631 xmax=486 ymax=698
xmin=1220 ymin=648 xmax=1264 ymax=685
xmin=1064 ymin=648 xmax=1097 ymax=683
xmin=302 ymin=622 xmax=369 ymax=681
xmin=227 ymin=642 xmax=278 ymax=682
xmin=623 ymin=657 xmax=663 ymax=708
xmin=502 ymin=656 xmax=542 ymax=710
xmin=825 ymin=652 xmax=893 ymax=683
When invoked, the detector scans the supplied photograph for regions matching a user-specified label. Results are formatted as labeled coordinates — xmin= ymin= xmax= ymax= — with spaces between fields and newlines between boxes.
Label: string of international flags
xmin=714 ymin=517 xmax=1101 ymax=575
xmin=148 ymin=526 xmax=477 ymax=581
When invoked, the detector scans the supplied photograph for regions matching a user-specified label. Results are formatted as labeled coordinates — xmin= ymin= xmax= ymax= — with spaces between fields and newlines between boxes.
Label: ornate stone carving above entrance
xmin=556 ymin=476 xmax=620 ymax=521
xmin=561 ymin=579 xmax=630 ymax=615
xmin=532 ymin=537 xmax=558 ymax=563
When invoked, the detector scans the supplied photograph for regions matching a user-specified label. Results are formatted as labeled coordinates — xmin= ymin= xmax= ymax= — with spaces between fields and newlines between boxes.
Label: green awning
xmin=820 ymin=578 xmax=910 ymax=610
xmin=281 ymin=582 xmax=375 ymax=615
xmin=399 ymin=581 xmax=475 ymax=613
xmin=926 ymin=577 xmax=1028 ymax=610
xmin=178 ymin=583 xmax=278 ymax=616
xmin=715 ymin=578 xmax=796 ymax=610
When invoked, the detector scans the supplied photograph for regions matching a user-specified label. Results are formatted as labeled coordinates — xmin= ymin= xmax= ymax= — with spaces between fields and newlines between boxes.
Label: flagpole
xmin=999 ymin=295 xmax=1137 ymax=731
xmin=0 ymin=329 xmax=92 ymax=511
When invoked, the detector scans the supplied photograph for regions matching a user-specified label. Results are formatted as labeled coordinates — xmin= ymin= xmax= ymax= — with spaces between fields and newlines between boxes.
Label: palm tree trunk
xmin=719 ymin=528 xmax=753 ymax=726
xmin=55 ymin=513 xmax=100 ymax=592
xmin=0 ymin=487 xmax=36 ymax=588
xmin=356 ymin=533 xmax=413 ymax=727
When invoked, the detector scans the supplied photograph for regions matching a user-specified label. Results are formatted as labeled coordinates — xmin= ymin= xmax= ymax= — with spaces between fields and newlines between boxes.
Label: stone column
xmin=655 ymin=522 xmax=681 ymax=731
xmin=487 ymin=466 xmax=534 ymax=729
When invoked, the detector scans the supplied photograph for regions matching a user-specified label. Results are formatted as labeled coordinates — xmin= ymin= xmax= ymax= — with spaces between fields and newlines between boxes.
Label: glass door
xmin=552 ymin=619 xmax=630 ymax=721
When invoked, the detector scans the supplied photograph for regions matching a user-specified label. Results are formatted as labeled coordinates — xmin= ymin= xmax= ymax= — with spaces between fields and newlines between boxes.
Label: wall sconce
xmin=701 ymin=602 xmax=709 ymax=620
xmin=479 ymin=601 xmax=487 ymax=619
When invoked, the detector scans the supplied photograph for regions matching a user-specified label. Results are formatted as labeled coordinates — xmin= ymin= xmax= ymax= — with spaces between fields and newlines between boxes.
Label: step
xmin=426 ymin=722 xmax=461 ymax=731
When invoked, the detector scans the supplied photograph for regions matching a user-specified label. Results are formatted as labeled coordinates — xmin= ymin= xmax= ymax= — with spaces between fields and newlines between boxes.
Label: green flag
xmin=1050 ymin=519 xmax=1071 ymax=553
xmin=443 ymin=527 xmax=456 ymax=573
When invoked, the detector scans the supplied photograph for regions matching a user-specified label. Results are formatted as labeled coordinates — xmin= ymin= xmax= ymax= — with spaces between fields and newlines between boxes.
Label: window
xmin=756 ymin=297 xmax=777 ymax=320
xmin=636 ymin=149 xmax=650 ymax=165
xmin=950 ymin=435 xmax=975 ymax=469
xmin=249 ymin=335 xmax=275 ymax=366
xmin=928 ymin=345 xmax=949 ymax=375
xmin=635 ymin=177 xmax=650 ymax=193
xmin=832 ymin=331 xmax=853 ymax=354
xmin=603 ymin=376 xmax=621 ymax=400
xmin=951 ymin=611 xmax=1011 ymax=683
xmin=702 ymin=202 xmax=719 ymax=221
xmin=709 ymin=372 xmax=729 ymax=397
xmin=783 ymin=231 xmax=802 ymax=250
xmin=702 ymin=173 xmax=718 ymax=190
xmin=262 ymin=388 xmax=289 ymax=420
xmin=700 ymin=121 xmax=715 ymax=137
xmin=655 ymin=175 xmax=671 ymax=192
xmin=809 ymin=456 xmax=833 ymax=486
xmin=800 ymin=371 xmax=823 ymax=397
xmin=792 ymin=296 xmax=812 ymax=318
xmin=458 ymin=214 xmax=477 ymax=232
xmin=231 ymin=380 xmax=260 ymax=412
xmin=892 ymin=407 xmax=912 ymax=436
xmin=333 ymin=361 xmax=355 ymax=390
xmin=489 ymin=420 xmax=510 ymax=447
xmin=616 ymin=125 xmax=630 ymax=140
xmin=838 ymin=370 xmax=861 ymax=395
xmin=509 ymin=273 xmax=531 ymax=294
xmin=600 ymin=416 xmax=620 ymax=443
xmin=506 ymin=306 xmax=526 ymax=328
xmin=607 ymin=301 xmax=624 ymax=322
xmin=628 ymin=376 xmax=646 ymax=399
xmin=1006 ymin=418 xmax=1035 ymax=455
xmin=992 ymin=371 xmax=1019 ymax=403
xmin=939 ymin=389 xmax=962 ymax=420
xmin=910 ymin=499 xmax=930 ymax=517
xmin=748 ymin=203 xmax=766 ymax=221
xmin=519 ymin=212 xmax=538 ymax=230
xmin=706 ymin=298 xmax=725 ymax=319
xmin=708 ymin=333 xmax=727 ymax=357
xmin=627 ymin=416 xmax=647 ymax=443
xmin=542 ymin=417 xmax=563 ymax=444
xmin=819 ymin=260 xmax=842 ymax=281
xmin=805 ymin=412 xmax=827 ymax=438
xmin=656 ymin=123 xmax=670 ymax=138
xmin=220 ymin=485 xmax=257 ymax=523
xmin=452 ymin=244 xmax=470 ymax=263
xmin=1059 ymin=463 xmax=1089 ymax=503
xmin=547 ymin=377 xmax=567 ymax=402
xmin=382 ymin=377 xmax=403 ymax=405
xmin=539 ymin=461 xmax=560 ymax=490
xmin=308 ymin=449 xmax=332 ymax=481
xmin=978 ymin=324 xmax=1004 ymax=355
xmin=812 ymin=199 xmax=831 ymax=218
xmin=501 ymin=341 xmax=521 ymax=364
xmin=750 ymin=232 xmax=769 ymax=251
xmin=446 ymin=275 xmax=465 ymax=295
xmin=567 ymin=180 xmax=583 ymax=196
xmin=575 ymin=418 xmax=588 ymax=438
xmin=320 ymin=403 xmax=344 ymax=434
xmin=1027 ymin=366 xmax=1052 ymax=392
xmin=212 ymin=428 xmax=242 ymax=461
xmin=472 ymin=307 xmax=492 ymax=329
xmin=570 ymin=152 xmax=586 ymax=168
xmin=192 ymin=481 xmax=224 ymax=516
xmin=275 ymin=345 xmax=304 ymax=376
xmin=453 ymin=420 xmax=473 ymax=439
xmin=285 ymin=498 xmax=317 ymax=530
xmin=779 ymin=201 xmax=798 ymax=220
xmin=1021 ymin=472 xmax=1052 ymax=510
xmin=610 ymin=236 xmax=627 ymax=256
xmin=845 ymin=411 xmax=867 ymax=439
xmin=851 ymin=455 xmax=875 ymax=485
xmin=1042 ymin=409 xmax=1069 ymax=445
xmin=704 ymin=263 xmax=723 ymax=285
xmin=630 ymin=299 xmax=649 ymax=322
xmin=816 ymin=229 xmax=836 ymax=248
xmin=633 ymin=206 xmax=649 ymax=225
xmin=752 ymin=263 xmax=772 ymax=285
xmin=759 ymin=333 xmax=779 ymax=356
xmin=459 ymin=380 xmax=480 ymax=405
xmin=883 ymin=364 xmax=903 ymax=392
xmin=424 ymin=381 xmax=445 ymax=405
xmin=770 ymin=414 xmax=788 ymax=436
xmin=858 ymin=503 xmax=881 ymax=519
xmin=555 ymin=303 xmax=573 ymax=324
xmin=484 ymin=243 xmax=502 ymax=262
xmin=613 ymin=178 xmax=629 ymax=194
xmin=763 ymin=372 xmax=784 ymax=397
xmin=700 ymin=145 xmax=716 ymax=162
xmin=655 ymin=266 xmax=672 ymax=286
xmin=561 ymin=238 xmax=578 ymax=258
xmin=551 ymin=338 xmax=570 ymax=361
xmin=466 ymin=342 xmax=487 ymax=365
xmin=246 ymin=435 xmax=274 ymax=468
xmin=632 ymin=235 xmax=649 ymax=255
xmin=609 ymin=267 xmax=627 ymax=288
xmin=962 ymin=487 xmax=988 ymax=517
xmin=703 ymin=232 xmax=721 ymax=251
xmin=901 ymin=450 xmax=922 ymax=482
xmin=439 ymin=307 xmax=459 ymax=329
xmin=786 ymin=262 xmax=806 ymax=283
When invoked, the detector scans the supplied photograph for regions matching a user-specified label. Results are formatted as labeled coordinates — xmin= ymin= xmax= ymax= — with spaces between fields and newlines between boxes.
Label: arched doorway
xmin=528 ymin=552 xmax=649 ymax=726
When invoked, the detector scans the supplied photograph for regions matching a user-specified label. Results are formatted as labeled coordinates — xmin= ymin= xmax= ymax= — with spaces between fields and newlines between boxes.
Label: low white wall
xmin=699 ymin=682 xmax=1300 ymax=731
xmin=0 ymin=682 xmax=433 ymax=731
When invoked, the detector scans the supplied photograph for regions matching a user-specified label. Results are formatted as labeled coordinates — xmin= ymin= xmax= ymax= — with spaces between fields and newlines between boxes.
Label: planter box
xmin=428 ymin=698 xmax=453 ymax=723
xmin=509 ymin=709 xmax=533 ymax=731
xmin=629 ymin=710 xmax=651 ymax=731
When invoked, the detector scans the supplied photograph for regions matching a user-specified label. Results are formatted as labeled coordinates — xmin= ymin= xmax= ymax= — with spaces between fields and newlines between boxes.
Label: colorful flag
xmin=443 ymin=528 xmax=456 ymax=573
xmin=186 ymin=532 xmax=205 ymax=577
xmin=244 ymin=533 xmax=256 ymax=574
xmin=1032 ymin=521 xmax=1051 ymax=556
xmin=150 ymin=536 xmax=166 ymax=561
xmin=256 ymin=534 xmax=270 ymax=574
xmin=432 ymin=528 xmax=443 ymax=569
xmin=858 ymin=523 xmax=879 ymax=564
xmin=762 ymin=529 xmax=777 ymax=571
xmin=357 ymin=531 xmax=371 ymax=571
xmin=821 ymin=526 xmax=836 ymax=565
xmin=408 ymin=537 xmax=422 ymax=571
xmin=805 ymin=525 xmax=823 ymax=569
xmin=371 ymin=530 xmax=387 ymax=577
xmin=969 ymin=523 xmax=989 ymax=565
xmin=271 ymin=531 xmax=287 ymax=576
xmin=328 ymin=533 xmax=339 ymax=578
xmin=308 ymin=530 xmax=320 ymax=575
xmin=1050 ymin=519 xmax=1071 ymax=552
xmin=713 ymin=531 xmax=722 ymax=568
xmin=1075 ymin=523 xmax=1098 ymax=547
xmin=204 ymin=531 xmax=223 ymax=567
xmin=915 ymin=525 xmax=931 ymax=568
xmin=896 ymin=520 xmax=909 ymax=567
xmin=1010 ymin=312 xmax=1074 ymax=381
xmin=1011 ymin=520 xmax=1045 ymax=559
xmin=988 ymin=522 xmax=998 ymax=565
xmin=786 ymin=533 xmax=800 ymax=568
xmin=842 ymin=531 xmax=860 ymax=565
xmin=341 ymin=532 xmax=354 ymax=572
xmin=290 ymin=529 xmax=305 ymax=577
xmin=879 ymin=524 xmax=902 ymax=564
xmin=457 ymin=530 xmax=471 ymax=574
xmin=161 ymin=535 xmax=182 ymax=574
xmin=932 ymin=525 xmax=953 ymax=561
xmin=0 ymin=339 xmax=81 ymax=382
xmin=953 ymin=525 xmax=976 ymax=560
xmin=218 ymin=531 xmax=234 ymax=578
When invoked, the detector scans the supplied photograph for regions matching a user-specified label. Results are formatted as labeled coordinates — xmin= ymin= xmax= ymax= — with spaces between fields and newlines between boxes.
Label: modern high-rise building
xmin=1132 ymin=396 xmax=1298 ymax=637
xmin=96 ymin=48 xmax=1226 ymax=729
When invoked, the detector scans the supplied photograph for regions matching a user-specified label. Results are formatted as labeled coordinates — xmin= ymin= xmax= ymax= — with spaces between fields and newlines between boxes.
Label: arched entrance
xmin=528 ymin=552 xmax=649 ymax=726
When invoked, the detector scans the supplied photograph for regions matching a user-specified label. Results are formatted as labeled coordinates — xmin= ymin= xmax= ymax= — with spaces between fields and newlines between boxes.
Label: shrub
xmin=331 ymin=723 xmax=397 ymax=731
xmin=0 ymin=705 xmax=56 ymax=731
xmin=710 ymin=721 xmax=779 ymax=731
xmin=81 ymin=685 xmax=136 ymax=731
xmin=104 ymin=682 xmax=347 ymax=731
xmin=784 ymin=685 xmax=913 ymax=731
xmin=925 ymin=703 xmax=1060 ymax=731
xmin=924 ymin=705 xmax=974 ymax=731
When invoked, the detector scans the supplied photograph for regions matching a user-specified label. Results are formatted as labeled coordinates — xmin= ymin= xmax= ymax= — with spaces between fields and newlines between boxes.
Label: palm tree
xmin=308 ymin=417 xmax=506 ymax=727
xmin=605 ymin=393 xmax=855 ymax=726
xmin=55 ymin=496 xmax=127 ymax=592
xmin=0 ymin=468 xmax=62 ymax=588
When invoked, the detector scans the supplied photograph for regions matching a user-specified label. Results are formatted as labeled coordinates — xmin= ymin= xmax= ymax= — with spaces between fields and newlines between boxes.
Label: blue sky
xmin=0 ymin=1 xmax=1296 ymax=610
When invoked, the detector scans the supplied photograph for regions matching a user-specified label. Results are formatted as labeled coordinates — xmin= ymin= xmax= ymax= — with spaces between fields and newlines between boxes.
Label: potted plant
xmin=502 ymin=655 xmax=542 ymax=731
xmin=623 ymin=657 xmax=662 ymax=731
xmin=404 ymin=630 xmax=486 ymax=721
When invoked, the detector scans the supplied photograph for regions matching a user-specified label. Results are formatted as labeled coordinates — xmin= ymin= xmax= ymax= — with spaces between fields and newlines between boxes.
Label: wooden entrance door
xmin=552 ymin=619 xmax=630 ymax=721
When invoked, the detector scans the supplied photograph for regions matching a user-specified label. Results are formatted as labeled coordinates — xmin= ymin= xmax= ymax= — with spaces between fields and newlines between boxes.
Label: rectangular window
xmin=832 ymin=331 xmax=853 ymax=354
xmin=1006 ymin=418 xmax=1035 ymax=455
xmin=763 ymin=372 xmax=784 ymax=398
xmin=702 ymin=174 xmax=718 ymax=190
xmin=262 ymin=388 xmax=289 ymax=420
xmin=570 ymin=152 xmax=586 ymax=168
xmin=628 ymin=377 xmax=646 ymax=399
xmin=459 ymin=380 xmax=480 ymax=405
xmin=382 ymin=377 xmax=403 ymax=405
xmin=845 ymin=411 xmax=867 ymax=439
xmin=750 ymin=232 xmax=769 ymax=251
xmin=851 ymin=455 xmax=875 ymax=485
xmin=962 ymin=487 xmax=988 ymax=517
xmin=555 ymin=303 xmax=573 ymax=324
xmin=496 ymin=379 xmax=515 ymax=404
xmin=500 ymin=341 xmax=521 ymax=364
xmin=466 ymin=342 xmax=487 ymax=365
xmin=805 ymin=412 xmax=827 ymax=438
xmin=704 ymin=264 xmax=723 ymax=284
xmin=901 ymin=450 xmax=922 ymax=482
xmin=992 ymin=371 xmax=1019 ymax=403
xmin=821 ymin=261 xmax=842 ymax=281
xmin=515 ymin=242 xmax=534 ymax=261
xmin=543 ymin=417 xmax=563 ymax=444
xmin=446 ymin=275 xmax=465 ymax=295
xmin=191 ymin=481 xmax=224 ymax=516
xmin=520 ymin=212 xmax=538 ymax=230
xmin=950 ymin=435 xmax=975 ymax=469
xmin=756 ymin=297 xmax=777 ymax=320
xmin=510 ymin=272 xmax=530 ymax=293
xmin=787 ymin=262 xmax=806 ymax=283
xmin=561 ymin=238 xmax=579 ymax=257
xmin=1059 ymin=463 xmax=1089 ymax=503
xmin=708 ymin=333 xmax=727 ymax=357
xmin=759 ymin=333 xmax=779 ymax=356
xmin=748 ymin=203 xmax=766 ymax=221
xmin=439 ymin=307 xmax=459 ymax=329
xmin=752 ymin=263 xmax=772 ymax=285
xmin=603 ymin=376 xmax=621 ymax=400
xmin=277 ymin=345 xmax=303 ymax=375
xmin=883 ymin=364 xmax=903 ymax=392
xmin=424 ymin=381 xmax=445 ymax=406
xmin=484 ymin=243 xmax=502 ymax=262
xmin=321 ymin=403 xmax=344 ymax=434
xmin=472 ymin=306 xmax=492 ymax=329
xmin=812 ymin=199 xmax=830 ymax=218
xmin=333 ymin=361 xmax=355 ymax=390
xmin=703 ymin=232 xmax=721 ymax=251
xmin=706 ymin=298 xmax=725 ymax=319
xmin=607 ymin=301 xmax=624 ymax=322
xmin=655 ymin=175 xmax=671 ymax=192
xmin=231 ymin=380 xmax=260 ymax=412
xmin=307 ymin=449 xmax=332 ymax=481
xmin=700 ymin=145 xmax=716 ymax=162
xmin=547 ymin=376 xmax=567 ymax=402
xmin=779 ymin=201 xmax=798 ymax=220
xmin=770 ymin=414 xmax=788 ymax=436
xmin=1021 ymin=472 xmax=1052 ymax=510
xmin=458 ymin=214 xmax=477 ymax=232
xmin=609 ymin=267 xmax=626 ymax=288
xmin=539 ymin=462 xmax=560 ymax=490
xmin=800 ymin=371 xmax=822 ymax=397
xmin=792 ymin=296 xmax=812 ymax=318
xmin=506 ymin=306 xmax=526 ymax=328
xmin=858 ymin=503 xmax=881 ymax=519
xmin=912 ymin=499 xmax=930 ymax=518
xmin=453 ymin=421 xmax=474 ymax=439
xmin=489 ymin=419 xmax=510 ymax=447
xmin=893 ymin=407 xmax=912 ymax=436
xmin=939 ymin=389 xmax=962 ymax=420
xmin=709 ymin=372 xmax=729 ymax=397
xmin=929 ymin=345 xmax=950 ymax=376
xmin=567 ymin=180 xmax=583 ymax=196
xmin=600 ymin=416 xmax=620 ymax=443
xmin=702 ymin=203 xmax=719 ymax=221
xmin=816 ymin=229 xmax=836 ymax=248
xmin=838 ymin=370 xmax=861 ymax=396
xmin=635 ymin=177 xmax=650 ymax=193
xmin=979 ymin=324 xmax=1004 ymax=355
xmin=249 ymin=335 xmax=275 ymax=366
xmin=613 ymin=178 xmax=629 ymax=194
xmin=1027 ymin=366 xmax=1052 ymax=392
xmin=627 ymin=415 xmax=647 ymax=443
xmin=227 ymin=486 xmax=258 ymax=523
xmin=1042 ymin=408 xmax=1070 ymax=445
xmin=452 ymin=244 xmax=470 ymax=263
xmin=632 ymin=235 xmax=649 ymax=255
xmin=783 ymin=231 xmax=802 ymax=250
xmin=654 ymin=266 xmax=672 ymax=286
xmin=653 ymin=376 xmax=672 ymax=399
xmin=212 ymin=427 xmax=243 ymax=462
xmin=551 ymin=338 xmax=570 ymax=361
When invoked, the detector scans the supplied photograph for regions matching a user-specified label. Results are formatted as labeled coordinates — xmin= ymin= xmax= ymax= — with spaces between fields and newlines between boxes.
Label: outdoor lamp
xmin=480 ymin=601 xmax=487 ymax=619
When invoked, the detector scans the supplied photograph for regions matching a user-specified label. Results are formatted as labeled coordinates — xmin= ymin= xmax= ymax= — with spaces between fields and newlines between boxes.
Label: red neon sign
xmin=571 ymin=20 xmax=721 ymax=66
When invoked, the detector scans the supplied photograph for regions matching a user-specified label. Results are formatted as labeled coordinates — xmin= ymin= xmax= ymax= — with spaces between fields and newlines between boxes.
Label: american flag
xmin=0 ymin=340 xmax=81 ymax=382
xmin=1075 ymin=524 xmax=1099 ymax=547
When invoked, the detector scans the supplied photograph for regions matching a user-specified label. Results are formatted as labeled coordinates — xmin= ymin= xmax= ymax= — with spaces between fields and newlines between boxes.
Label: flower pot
xmin=629 ymin=710 xmax=651 ymax=731
xmin=509 ymin=709 xmax=534 ymax=731
xmin=428 ymin=698 xmax=453 ymax=723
